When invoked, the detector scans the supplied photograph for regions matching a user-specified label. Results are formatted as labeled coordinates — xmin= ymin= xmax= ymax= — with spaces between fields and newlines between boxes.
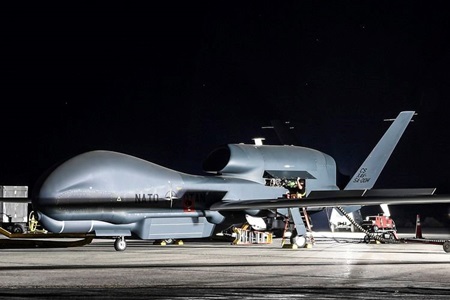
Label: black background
xmin=1 ymin=2 xmax=449 ymax=224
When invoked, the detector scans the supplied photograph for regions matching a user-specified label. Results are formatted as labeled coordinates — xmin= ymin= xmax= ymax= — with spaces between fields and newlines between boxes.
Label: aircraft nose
xmin=33 ymin=150 xmax=183 ymax=209
xmin=33 ymin=151 xmax=106 ymax=207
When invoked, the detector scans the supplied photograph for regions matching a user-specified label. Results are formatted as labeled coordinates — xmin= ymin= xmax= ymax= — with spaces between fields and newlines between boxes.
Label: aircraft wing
xmin=210 ymin=189 xmax=450 ymax=211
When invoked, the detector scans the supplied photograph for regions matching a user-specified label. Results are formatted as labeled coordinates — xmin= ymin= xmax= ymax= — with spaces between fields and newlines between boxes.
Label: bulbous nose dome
xmin=34 ymin=150 xmax=181 ymax=208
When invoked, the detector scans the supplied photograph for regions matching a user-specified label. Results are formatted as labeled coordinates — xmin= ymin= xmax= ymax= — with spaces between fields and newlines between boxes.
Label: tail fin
xmin=344 ymin=111 xmax=415 ymax=190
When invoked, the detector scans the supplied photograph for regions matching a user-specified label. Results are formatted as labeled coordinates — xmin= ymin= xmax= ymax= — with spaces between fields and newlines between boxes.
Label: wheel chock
xmin=175 ymin=240 xmax=184 ymax=245
xmin=282 ymin=244 xmax=298 ymax=249
xmin=153 ymin=240 xmax=167 ymax=246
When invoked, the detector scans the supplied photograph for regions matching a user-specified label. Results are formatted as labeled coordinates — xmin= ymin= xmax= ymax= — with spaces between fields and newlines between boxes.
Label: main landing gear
xmin=290 ymin=232 xmax=307 ymax=248
xmin=114 ymin=236 xmax=127 ymax=251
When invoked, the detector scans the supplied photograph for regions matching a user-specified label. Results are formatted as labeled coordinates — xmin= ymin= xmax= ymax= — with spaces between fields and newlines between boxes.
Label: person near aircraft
xmin=296 ymin=178 xmax=306 ymax=198
xmin=285 ymin=178 xmax=305 ymax=199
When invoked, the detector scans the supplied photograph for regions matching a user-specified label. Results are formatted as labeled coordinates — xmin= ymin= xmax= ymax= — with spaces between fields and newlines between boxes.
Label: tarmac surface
xmin=0 ymin=229 xmax=450 ymax=299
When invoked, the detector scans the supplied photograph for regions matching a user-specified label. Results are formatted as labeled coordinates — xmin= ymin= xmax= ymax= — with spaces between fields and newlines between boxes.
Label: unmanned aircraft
xmin=28 ymin=111 xmax=450 ymax=251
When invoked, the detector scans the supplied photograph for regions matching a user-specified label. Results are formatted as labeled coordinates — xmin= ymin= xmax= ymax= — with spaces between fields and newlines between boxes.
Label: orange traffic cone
xmin=415 ymin=214 xmax=422 ymax=239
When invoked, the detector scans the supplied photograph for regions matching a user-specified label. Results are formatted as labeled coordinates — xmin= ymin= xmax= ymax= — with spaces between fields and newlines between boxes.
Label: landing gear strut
xmin=114 ymin=236 xmax=127 ymax=251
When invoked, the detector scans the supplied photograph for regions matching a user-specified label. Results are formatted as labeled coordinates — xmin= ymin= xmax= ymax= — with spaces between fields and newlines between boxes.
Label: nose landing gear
xmin=114 ymin=236 xmax=127 ymax=251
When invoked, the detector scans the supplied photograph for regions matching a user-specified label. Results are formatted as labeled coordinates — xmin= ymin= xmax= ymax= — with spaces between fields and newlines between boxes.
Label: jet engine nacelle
xmin=203 ymin=144 xmax=337 ymax=189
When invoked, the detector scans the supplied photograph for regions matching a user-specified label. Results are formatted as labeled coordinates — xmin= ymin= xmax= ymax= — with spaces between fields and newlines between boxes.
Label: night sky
xmin=2 ymin=0 xmax=450 ymax=217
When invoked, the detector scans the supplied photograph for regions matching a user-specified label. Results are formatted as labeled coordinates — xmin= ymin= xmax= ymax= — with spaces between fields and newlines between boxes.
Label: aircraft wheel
xmin=443 ymin=241 xmax=450 ymax=253
xmin=164 ymin=239 xmax=175 ymax=244
xmin=372 ymin=226 xmax=378 ymax=233
xmin=114 ymin=237 xmax=127 ymax=251
xmin=290 ymin=235 xmax=307 ymax=248
xmin=363 ymin=235 xmax=371 ymax=244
